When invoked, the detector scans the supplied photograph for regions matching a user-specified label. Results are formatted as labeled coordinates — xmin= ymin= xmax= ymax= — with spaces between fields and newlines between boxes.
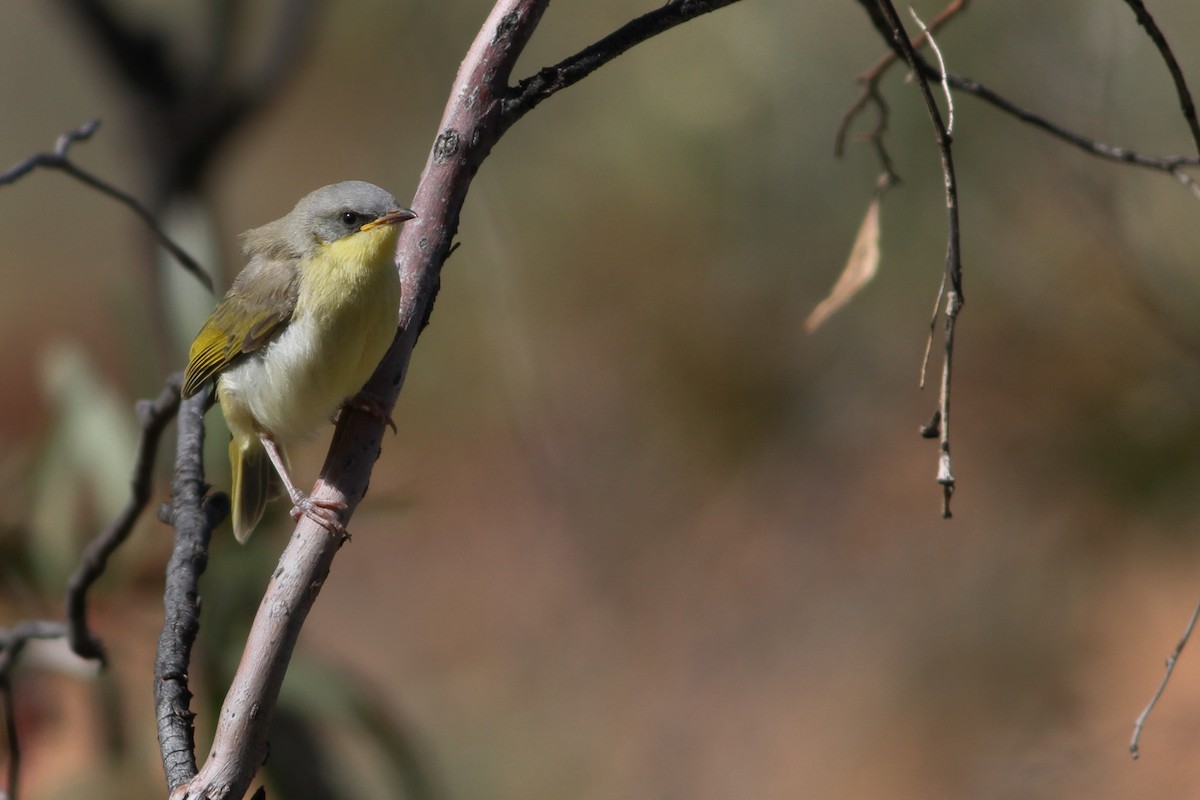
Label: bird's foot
xmin=288 ymin=495 xmax=349 ymax=537
xmin=341 ymin=391 xmax=397 ymax=434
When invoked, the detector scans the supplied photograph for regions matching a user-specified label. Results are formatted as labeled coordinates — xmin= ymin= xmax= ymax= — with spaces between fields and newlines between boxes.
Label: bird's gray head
xmin=242 ymin=181 xmax=415 ymax=258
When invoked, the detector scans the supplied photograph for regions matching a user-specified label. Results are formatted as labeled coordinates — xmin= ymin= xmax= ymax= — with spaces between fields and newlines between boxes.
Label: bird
xmin=181 ymin=181 xmax=417 ymax=541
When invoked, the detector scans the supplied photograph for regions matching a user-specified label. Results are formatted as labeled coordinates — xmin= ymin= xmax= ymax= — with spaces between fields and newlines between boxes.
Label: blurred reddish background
xmin=3 ymin=1 xmax=1200 ymax=798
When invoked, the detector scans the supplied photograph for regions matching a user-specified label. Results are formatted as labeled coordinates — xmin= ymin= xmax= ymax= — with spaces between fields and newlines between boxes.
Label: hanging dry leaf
xmin=804 ymin=196 xmax=881 ymax=332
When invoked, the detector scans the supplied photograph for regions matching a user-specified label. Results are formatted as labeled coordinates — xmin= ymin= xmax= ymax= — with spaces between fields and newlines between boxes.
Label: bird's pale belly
xmin=218 ymin=287 xmax=398 ymax=442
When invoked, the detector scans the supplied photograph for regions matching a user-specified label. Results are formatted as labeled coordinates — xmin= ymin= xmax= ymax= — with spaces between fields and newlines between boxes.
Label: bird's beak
xmin=360 ymin=208 xmax=418 ymax=231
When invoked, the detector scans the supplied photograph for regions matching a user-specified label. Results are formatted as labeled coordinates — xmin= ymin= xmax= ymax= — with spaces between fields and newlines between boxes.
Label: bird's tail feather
xmin=229 ymin=435 xmax=283 ymax=542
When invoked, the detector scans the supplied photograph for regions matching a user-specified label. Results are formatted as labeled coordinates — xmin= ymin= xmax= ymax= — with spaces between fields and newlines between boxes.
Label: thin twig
xmin=873 ymin=0 xmax=963 ymax=517
xmin=934 ymin=291 xmax=961 ymax=516
xmin=919 ymin=268 xmax=949 ymax=390
xmin=868 ymin=84 xmax=902 ymax=187
xmin=909 ymin=7 xmax=953 ymax=135
xmin=1130 ymin=596 xmax=1200 ymax=758
xmin=835 ymin=88 xmax=874 ymax=160
xmin=836 ymin=0 xmax=969 ymax=158
xmin=944 ymin=74 xmax=1200 ymax=200
xmin=836 ymin=83 xmax=903 ymax=186
xmin=0 ymin=121 xmax=213 ymax=291
xmin=65 ymin=375 xmax=183 ymax=664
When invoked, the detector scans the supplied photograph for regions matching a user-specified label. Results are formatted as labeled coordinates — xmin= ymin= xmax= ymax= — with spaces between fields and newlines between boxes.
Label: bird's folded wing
xmin=181 ymin=256 xmax=301 ymax=397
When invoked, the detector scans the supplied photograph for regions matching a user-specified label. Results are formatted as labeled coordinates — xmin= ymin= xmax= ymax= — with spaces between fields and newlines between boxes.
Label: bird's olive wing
xmin=181 ymin=257 xmax=301 ymax=397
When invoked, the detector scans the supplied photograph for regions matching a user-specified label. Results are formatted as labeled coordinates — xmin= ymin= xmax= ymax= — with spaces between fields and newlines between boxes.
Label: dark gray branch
xmin=155 ymin=390 xmax=224 ymax=792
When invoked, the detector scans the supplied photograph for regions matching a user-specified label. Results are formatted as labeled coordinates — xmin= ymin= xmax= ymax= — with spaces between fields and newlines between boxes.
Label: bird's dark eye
xmin=341 ymin=211 xmax=359 ymax=226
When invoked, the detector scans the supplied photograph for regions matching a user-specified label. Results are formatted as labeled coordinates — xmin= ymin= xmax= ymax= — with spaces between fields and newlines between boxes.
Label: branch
xmin=174 ymin=2 xmax=547 ymax=795
xmin=63 ymin=375 xmax=183 ymax=663
xmin=155 ymin=390 xmax=224 ymax=792
xmin=0 ymin=121 xmax=213 ymax=291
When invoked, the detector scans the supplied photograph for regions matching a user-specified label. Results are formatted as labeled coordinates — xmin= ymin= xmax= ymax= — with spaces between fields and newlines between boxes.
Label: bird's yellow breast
xmin=217 ymin=225 xmax=401 ymax=442
xmin=298 ymin=224 xmax=400 ymax=315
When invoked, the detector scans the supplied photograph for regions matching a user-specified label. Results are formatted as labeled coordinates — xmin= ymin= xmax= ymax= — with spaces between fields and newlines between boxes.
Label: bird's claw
xmin=288 ymin=495 xmax=349 ymax=537
xmin=342 ymin=391 xmax=397 ymax=434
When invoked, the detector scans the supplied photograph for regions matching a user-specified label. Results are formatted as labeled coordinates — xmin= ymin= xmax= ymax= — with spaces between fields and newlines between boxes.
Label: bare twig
xmin=943 ymin=74 xmax=1200 ymax=201
xmin=1130 ymin=596 xmax=1200 ymax=758
xmin=64 ymin=375 xmax=183 ymax=663
xmin=919 ymin=268 xmax=949 ymax=390
xmin=909 ymin=8 xmax=953 ymax=135
xmin=865 ymin=85 xmax=902 ymax=188
xmin=0 ymin=121 xmax=213 ymax=291
xmin=835 ymin=0 xmax=968 ymax=159
xmin=871 ymin=0 xmax=963 ymax=517
xmin=155 ymin=390 xmax=223 ymax=792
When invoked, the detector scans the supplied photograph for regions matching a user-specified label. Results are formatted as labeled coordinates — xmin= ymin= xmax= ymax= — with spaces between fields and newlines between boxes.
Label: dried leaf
xmin=804 ymin=196 xmax=881 ymax=332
